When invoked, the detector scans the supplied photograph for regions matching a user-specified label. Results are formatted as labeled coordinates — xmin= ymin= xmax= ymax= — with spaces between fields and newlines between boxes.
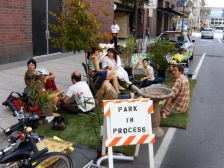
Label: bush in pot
xmin=121 ymin=35 xmax=136 ymax=76
xmin=147 ymin=40 xmax=177 ymax=77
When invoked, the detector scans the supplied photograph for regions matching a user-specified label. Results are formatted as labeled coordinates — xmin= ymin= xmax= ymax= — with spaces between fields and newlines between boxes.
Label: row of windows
xmin=211 ymin=22 xmax=223 ymax=24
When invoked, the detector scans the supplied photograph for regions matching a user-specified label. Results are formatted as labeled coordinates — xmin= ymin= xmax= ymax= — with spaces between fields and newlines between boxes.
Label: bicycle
xmin=0 ymin=99 xmax=73 ymax=168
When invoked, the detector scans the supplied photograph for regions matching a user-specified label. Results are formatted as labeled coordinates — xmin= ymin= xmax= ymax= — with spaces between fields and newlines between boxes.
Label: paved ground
xmin=0 ymin=34 xmax=196 ymax=167
xmin=0 ymin=50 xmax=163 ymax=168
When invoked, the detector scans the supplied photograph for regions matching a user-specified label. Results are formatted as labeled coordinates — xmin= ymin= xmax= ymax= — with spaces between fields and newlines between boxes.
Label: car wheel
xmin=190 ymin=51 xmax=194 ymax=60
xmin=201 ymin=36 xmax=203 ymax=39
xmin=185 ymin=58 xmax=189 ymax=67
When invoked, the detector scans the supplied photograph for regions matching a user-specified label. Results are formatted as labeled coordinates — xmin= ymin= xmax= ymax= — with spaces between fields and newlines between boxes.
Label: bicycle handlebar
xmin=1 ymin=99 xmax=48 ymax=161
xmin=0 ymin=143 xmax=16 ymax=157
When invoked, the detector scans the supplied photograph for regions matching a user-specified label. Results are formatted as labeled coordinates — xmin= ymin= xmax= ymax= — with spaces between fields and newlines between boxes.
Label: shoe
xmin=126 ymin=80 xmax=132 ymax=85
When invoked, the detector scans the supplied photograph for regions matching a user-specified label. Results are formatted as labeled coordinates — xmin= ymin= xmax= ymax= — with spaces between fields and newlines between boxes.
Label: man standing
xmin=161 ymin=64 xmax=189 ymax=118
xmin=110 ymin=20 xmax=120 ymax=50
xmin=60 ymin=71 xmax=95 ymax=114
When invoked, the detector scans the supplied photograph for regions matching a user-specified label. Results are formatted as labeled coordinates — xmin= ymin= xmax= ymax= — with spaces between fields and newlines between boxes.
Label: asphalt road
xmin=160 ymin=30 xmax=224 ymax=168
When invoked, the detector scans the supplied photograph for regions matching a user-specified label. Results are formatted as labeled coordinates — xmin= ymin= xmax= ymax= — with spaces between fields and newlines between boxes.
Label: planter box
xmin=40 ymin=102 xmax=52 ymax=116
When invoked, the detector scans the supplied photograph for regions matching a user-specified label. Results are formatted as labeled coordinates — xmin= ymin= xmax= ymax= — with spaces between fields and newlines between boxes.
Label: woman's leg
xmin=106 ymin=74 xmax=121 ymax=93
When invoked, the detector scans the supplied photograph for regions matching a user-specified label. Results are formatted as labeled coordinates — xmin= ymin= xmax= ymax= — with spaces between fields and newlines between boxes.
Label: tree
xmin=48 ymin=0 xmax=111 ymax=66
xmin=120 ymin=0 xmax=148 ymax=37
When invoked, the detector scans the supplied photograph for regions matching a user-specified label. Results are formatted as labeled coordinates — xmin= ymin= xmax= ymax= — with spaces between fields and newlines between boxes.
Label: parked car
xmin=201 ymin=28 xmax=214 ymax=39
xmin=154 ymin=31 xmax=195 ymax=67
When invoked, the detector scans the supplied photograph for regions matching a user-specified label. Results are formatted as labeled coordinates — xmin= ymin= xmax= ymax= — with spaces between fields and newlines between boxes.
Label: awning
xmin=115 ymin=3 xmax=134 ymax=12
xmin=157 ymin=8 xmax=188 ymax=18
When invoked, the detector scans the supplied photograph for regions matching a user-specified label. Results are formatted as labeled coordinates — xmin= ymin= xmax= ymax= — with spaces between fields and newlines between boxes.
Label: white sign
xmin=144 ymin=0 xmax=158 ymax=9
xmin=101 ymin=99 xmax=155 ymax=168
xmin=149 ymin=9 xmax=153 ymax=17
xmin=110 ymin=102 xmax=150 ymax=137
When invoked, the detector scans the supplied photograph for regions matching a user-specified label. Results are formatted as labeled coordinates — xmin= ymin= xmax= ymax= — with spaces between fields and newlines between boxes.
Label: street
xmin=160 ymin=30 xmax=224 ymax=168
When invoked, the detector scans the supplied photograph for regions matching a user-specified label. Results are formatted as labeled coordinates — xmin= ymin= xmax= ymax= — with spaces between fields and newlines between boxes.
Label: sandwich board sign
xmin=101 ymin=99 xmax=155 ymax=168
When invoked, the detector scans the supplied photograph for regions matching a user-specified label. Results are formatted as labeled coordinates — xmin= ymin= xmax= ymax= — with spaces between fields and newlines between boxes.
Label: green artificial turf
xmin=160 ymin=79 xmax=197 ymax=129
xmin=35 ymin=75 xmax=196 ymax=156
xmin=35 ymin=103 xmax=136 ymax=156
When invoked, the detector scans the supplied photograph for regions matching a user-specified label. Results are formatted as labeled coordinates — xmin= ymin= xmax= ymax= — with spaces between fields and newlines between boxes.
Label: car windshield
xmin=157 ymin=34 xmax=189 ymax=43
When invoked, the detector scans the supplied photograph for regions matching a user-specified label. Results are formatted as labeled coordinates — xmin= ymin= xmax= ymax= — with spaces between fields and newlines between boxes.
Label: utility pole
xmin=181 ymin=0 xmax=187 ymax=33
xmin=134 ymin=0 xmax=138 ymax=38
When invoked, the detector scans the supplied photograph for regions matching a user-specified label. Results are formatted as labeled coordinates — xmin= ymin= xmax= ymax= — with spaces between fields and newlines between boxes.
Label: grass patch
xmin=160 ymin=79 xmax=197 ymax=129
xmin=35 ymin=104 xmax=136 ymax=156
xmin=35 ymin=75 xmax=196 ymax=156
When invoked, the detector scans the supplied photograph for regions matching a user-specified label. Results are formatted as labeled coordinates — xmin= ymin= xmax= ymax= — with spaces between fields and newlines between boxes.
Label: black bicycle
xmin=0 ymin=99 xmax=73 ymax=168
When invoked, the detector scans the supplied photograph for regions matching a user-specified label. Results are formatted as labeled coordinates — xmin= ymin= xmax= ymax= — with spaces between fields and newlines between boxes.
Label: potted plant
xmin=37 ymin=91 xmax=53 ymax=116
xmin=121 ymin=35 xmax=136 ymax=76
xmin=28 ymin=80 xmax=39 ymax=109
xmin=147 ymin=40 xmax=177 ymax=78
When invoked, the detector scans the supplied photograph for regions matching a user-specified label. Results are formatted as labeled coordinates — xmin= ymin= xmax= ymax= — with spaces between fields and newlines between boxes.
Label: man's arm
xmin=61 ymin=95 xmax=71 ymax=104
xmin=163 ymin=96 xmax=172 ymax=109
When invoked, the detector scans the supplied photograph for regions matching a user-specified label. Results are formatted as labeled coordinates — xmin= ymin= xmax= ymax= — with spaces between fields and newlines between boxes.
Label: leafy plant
xmin=48 ymin=0 xmax=110 ymax=53
xmin=121 ymin=35 xmax=136 ymax=68
xmin=37 ymin=91 xmax=53 ymax=115
xmin=147 ymin=41 xmax=177 ymax=71
xmin=28 ymin=80 xmax=39 ymax=107
xmin=48 ymin=0 xmax=111 ymax=81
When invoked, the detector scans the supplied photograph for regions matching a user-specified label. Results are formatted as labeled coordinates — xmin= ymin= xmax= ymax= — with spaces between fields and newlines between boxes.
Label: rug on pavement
xmin=160 ymin=79 xmax=197 ymax=129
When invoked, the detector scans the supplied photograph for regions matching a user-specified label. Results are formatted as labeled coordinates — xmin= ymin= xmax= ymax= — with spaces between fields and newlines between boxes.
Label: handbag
xmin=7 ymin=92 xmax=30 ymax=112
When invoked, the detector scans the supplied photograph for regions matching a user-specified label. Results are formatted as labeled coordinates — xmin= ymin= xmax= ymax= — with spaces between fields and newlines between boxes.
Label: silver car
xmin=201 ymin=28 xmax=214 ymax=39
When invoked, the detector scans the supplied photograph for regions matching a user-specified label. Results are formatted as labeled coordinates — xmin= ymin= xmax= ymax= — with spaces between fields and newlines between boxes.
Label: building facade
xmin=0 ymin=0 xmax=32 ymax=64
xmin=1 ymin=0 xmax=204 ymax=65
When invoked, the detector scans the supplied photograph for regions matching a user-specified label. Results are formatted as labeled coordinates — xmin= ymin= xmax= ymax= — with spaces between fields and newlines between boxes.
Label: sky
xmin=205 ymin=0 xmax=224 ymax=7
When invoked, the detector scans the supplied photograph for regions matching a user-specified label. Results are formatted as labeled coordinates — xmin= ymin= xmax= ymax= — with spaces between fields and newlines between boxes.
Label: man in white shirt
xmin=110 ymin=20 xmax=120 ymax=50
xmin=60 ymin=71 xmax=95 ymax=114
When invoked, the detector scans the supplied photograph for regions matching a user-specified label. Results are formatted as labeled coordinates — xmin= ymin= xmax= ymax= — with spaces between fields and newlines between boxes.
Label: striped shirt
xmin=88 ymin=56 xmax=96 ymax=71
xmin=170 ymin=74 xmax=189 ymax=113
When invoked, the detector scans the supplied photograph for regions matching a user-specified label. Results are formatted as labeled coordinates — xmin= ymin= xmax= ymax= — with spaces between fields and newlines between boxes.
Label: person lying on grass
xmin=95 ymin=80 xmax=139 ymax=105
xmin=161 ymin=64 xmax=190 ymax=119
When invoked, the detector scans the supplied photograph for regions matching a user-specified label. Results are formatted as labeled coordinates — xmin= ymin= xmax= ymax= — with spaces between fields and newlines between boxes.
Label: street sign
xmin=144 ymin=0 xmax=157 ymax=9
xmin=149 ymin=9 xmax=153 ymax=17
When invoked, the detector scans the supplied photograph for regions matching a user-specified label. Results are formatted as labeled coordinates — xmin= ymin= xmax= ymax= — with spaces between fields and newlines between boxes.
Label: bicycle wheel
xmin=32 ymin=152 xmax=73 ymax=168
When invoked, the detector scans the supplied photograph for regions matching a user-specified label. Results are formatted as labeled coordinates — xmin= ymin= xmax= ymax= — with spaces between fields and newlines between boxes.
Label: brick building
xmin=0 ymin=0 xmax=32 ymax=65
xmin=0 ymin=0 xmax=114 ymax=65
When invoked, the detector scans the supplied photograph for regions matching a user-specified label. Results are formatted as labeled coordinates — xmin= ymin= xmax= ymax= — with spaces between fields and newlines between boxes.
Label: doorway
xmin=32 ymin=0 xmax=61 ymax=56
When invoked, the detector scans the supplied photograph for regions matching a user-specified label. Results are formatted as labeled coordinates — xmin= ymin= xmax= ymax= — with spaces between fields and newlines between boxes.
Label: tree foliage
xmin=48 ymin=0 xmax=111 ymax=53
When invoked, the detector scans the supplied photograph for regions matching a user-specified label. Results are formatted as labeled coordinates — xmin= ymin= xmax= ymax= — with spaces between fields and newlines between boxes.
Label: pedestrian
xmin=60 ymin=71 xmax=95 ymax=114
xmin=161 ymin=64 xmax=190 ymax=118
xmin=110 ymin=20 xmax=120 ymax=50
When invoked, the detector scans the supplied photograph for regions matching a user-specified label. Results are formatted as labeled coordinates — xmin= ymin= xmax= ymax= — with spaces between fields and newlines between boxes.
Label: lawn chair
xmin=82 ymin=63 xmax=97 ymax=96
